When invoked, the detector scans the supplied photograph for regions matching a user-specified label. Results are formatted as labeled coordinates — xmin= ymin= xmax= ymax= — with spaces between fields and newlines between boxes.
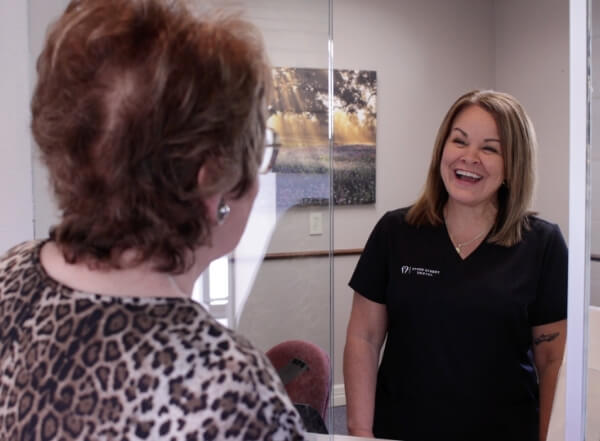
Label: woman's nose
xmin=461 ymin=146 xmax=480 ymax=163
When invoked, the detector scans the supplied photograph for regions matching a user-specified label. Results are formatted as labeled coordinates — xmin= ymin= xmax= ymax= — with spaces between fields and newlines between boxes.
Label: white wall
xmin=29 ymin=0 xmax=68 ymax=238
xmin=0 ymin=0 xmax=34 ymax=253
xmin=494 ymin=0 xmax=570 ymax=237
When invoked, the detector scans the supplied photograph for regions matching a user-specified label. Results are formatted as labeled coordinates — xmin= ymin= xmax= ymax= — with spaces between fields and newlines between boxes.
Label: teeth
xmin=455 ymin=170 xmax=482 ymax=179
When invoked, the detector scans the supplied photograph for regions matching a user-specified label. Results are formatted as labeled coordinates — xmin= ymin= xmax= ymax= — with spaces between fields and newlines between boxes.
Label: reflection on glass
xmin=232 ymin=0 xmax=334 ymax=434
xmin=259 ymin=128 xmax=281 ymax=174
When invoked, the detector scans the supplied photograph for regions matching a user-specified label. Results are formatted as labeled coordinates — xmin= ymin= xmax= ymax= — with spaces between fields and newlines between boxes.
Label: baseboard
xmin=332 ymin=383 xmax=346 ymax=407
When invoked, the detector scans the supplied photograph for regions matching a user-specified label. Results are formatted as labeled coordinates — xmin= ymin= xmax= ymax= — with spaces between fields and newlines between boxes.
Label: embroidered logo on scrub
xmin=401 ymin=265 xmax=440 ymax=277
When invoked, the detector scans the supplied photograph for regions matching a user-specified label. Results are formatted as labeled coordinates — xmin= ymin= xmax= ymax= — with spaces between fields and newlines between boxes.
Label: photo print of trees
xmin=268 ymin=67 xmax=377 ymax=209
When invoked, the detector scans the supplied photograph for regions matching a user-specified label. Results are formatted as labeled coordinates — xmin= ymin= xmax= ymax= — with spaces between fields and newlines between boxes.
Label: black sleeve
xmin=529 ymin=223 xmax=568 ymax=326
xmin=348 ymin=212 xmax=392 ymax=304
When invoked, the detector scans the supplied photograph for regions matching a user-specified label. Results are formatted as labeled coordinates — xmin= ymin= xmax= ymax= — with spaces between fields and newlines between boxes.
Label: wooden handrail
xmin=264 ymin=248 xmax=363 ymax=260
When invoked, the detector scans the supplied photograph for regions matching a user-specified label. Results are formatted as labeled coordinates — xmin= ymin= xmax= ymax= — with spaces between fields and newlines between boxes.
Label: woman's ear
xmin=197 ymin=164 xmax=223 ymax=225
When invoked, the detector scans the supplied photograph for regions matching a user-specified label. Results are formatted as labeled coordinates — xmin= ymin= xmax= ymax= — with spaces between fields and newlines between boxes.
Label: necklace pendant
xmin=455 ymin=246 xmax=461 ymax=254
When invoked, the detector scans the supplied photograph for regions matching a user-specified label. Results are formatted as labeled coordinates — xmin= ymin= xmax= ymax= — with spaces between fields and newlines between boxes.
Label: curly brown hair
xmin=31 ymin=0 xmax=271 ymax=273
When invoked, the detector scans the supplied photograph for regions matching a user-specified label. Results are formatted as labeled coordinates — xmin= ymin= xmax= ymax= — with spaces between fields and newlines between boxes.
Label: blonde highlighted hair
xmin=406 ymin=90 xmax=537 ymax=246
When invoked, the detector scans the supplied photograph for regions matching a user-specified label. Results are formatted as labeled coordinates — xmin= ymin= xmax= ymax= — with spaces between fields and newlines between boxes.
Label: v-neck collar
xmin=442 ymin=223 xmax=490 ymax=262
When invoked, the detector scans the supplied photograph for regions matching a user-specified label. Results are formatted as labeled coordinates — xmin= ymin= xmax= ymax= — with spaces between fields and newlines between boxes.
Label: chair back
xmin=266 ymin=340 xmax=331 ymax=420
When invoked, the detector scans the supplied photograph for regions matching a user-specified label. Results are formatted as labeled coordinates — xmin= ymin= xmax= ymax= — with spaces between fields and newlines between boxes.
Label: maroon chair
xmin=266 ymin=340 xmax=331 ymax=420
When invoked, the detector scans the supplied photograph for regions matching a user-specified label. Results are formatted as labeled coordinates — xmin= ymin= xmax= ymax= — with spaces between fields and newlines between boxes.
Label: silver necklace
xmin=448 ymin=229 xmax=486 ymax=255
xmin=444 ymin=217 xmax=488 ymax=255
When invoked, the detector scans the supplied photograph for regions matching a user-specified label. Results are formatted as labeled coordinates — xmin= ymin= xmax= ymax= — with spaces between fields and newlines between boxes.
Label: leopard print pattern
xmin=0 ymin=241 xmax=306 ymax=440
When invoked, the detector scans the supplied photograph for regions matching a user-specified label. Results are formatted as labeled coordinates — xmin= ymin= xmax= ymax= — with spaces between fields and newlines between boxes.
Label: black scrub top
xmin=349 ymin=207 xmax=567 ymax=441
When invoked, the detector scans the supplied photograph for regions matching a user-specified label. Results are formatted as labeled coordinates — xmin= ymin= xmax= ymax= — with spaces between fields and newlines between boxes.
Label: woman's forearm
xmin=537 ymin=360 xmax=562 ymax=441
xmin=343 ymin=336 xmax=381 ymax=437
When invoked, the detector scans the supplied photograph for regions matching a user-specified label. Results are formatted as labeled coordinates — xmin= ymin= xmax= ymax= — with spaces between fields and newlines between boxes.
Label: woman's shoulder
xmin=154 ymin=306 xmax=304 ymax=436
xmin=0 ymin=240 xmax=47 ymax=300
xmin=520 ymin=214 xmax=567 ymax=252
xmin=372 ymin=205 xmax=431 ymax=238
xmin=524 ymin=214 xmax=564 ymax=238
xmin=0 ymin=239 xmax=43 ymax=269
xmin=179 ymin=313 xmax=306 ymax=438
xmin=376 ymin=206 xmax=413 ymax=228
xmin=202 ymin=320 xmax=291 ymax=399
xmin=196 ymin=313 xmax=274 ymax=372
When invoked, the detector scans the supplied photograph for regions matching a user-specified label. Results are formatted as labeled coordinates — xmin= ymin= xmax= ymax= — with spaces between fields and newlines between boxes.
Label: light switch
xmin=309 ymin=212 xmax=323 ymax=236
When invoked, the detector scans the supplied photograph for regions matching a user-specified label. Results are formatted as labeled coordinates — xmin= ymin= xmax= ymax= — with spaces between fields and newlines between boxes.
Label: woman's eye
xmin=452 ymin=138 xmax=466 ymax=145
xmin=482 ymin=146 xmax=499 ymax=153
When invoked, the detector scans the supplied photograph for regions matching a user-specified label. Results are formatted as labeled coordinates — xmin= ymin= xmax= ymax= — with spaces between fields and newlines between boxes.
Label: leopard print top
xmin=0 ymin=241 xmax=306 ymax=440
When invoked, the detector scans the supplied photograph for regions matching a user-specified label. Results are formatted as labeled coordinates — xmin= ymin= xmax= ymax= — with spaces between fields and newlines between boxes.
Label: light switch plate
xmin=309 ymin=212 xmax=323 ymax=235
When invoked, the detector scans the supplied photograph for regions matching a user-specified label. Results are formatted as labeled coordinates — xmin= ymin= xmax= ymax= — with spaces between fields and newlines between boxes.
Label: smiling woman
xmin=343 ymin=90 xmax=568 ymax=441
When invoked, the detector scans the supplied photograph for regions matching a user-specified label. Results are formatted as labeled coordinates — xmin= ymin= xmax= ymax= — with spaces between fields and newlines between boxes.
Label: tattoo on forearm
xmin=534 ymin=332 xmax=560 ymax=345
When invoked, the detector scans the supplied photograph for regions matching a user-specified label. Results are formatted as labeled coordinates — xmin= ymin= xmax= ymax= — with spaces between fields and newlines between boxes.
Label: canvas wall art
xmin=268 ymin=67 xmax=377 ymax=209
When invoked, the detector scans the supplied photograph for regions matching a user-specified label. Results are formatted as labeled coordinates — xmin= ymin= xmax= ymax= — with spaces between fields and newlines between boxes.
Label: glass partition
xmin=25 ymin=0 xmax=592 ymax=438
xmin=233 ymin=0 xmax=335 ymax=430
